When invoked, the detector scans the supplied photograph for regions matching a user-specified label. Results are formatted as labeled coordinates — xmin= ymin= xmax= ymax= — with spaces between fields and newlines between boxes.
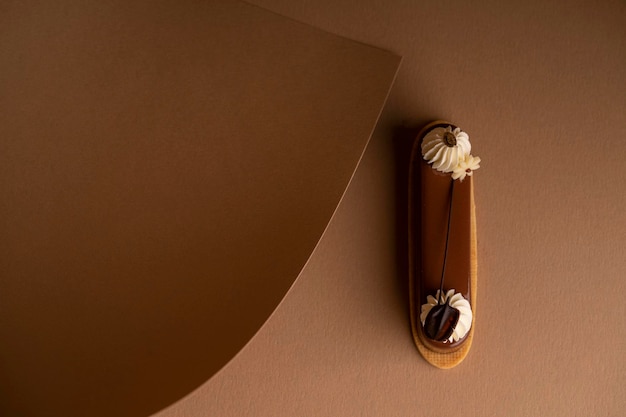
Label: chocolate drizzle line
xmin=424 ymin=178 xmax=460 ymax=342
xmin=437 ymin=179 xmax=455 ymax=305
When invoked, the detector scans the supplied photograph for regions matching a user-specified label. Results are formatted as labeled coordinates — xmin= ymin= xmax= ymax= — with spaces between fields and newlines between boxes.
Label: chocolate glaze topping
xmin=411 ymin=122 xmax=473 ymax=353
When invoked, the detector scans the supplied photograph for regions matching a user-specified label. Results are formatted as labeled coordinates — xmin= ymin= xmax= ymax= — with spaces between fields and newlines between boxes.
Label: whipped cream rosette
xmin=421 ymin=126 xmax=471 ymax=173
xmin=452 ymin=154 xmax=481 ymax=181
xmin=420 ymin=289 xmax=473 ymax=343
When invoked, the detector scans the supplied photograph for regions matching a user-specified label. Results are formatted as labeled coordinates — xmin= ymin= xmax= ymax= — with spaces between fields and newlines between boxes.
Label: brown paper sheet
xmin=0 ymin=1 xmax=400 ymax=416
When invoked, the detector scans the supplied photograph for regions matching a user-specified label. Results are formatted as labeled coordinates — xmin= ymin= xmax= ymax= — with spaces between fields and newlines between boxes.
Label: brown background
xmin=154 ymin=0 xmax=626 ymax=416
xmin=2 ymin=0 xmax=625 ymax=416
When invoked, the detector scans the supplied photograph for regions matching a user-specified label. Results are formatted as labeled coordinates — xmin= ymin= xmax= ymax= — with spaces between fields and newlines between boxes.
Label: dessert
xmin=408 ymin=121 xmax=480 ymax=368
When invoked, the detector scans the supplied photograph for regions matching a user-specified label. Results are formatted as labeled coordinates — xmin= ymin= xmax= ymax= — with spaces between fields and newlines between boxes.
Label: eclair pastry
xmin=408 ymin=120 xmax=480 ymax=369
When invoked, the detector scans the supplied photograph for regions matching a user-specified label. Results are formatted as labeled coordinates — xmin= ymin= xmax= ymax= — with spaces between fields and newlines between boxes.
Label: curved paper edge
xmin=150 ymin=56 xmax=401 ymax=417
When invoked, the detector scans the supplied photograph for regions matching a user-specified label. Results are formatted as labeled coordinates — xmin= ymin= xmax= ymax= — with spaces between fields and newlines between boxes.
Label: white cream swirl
xmin=421 ymin=126 xmax=471 ymax=173
xmin=420 ymin=289 xmax=472 ymax=343
xmin=452 ymin=153 xmax=481 ymax=182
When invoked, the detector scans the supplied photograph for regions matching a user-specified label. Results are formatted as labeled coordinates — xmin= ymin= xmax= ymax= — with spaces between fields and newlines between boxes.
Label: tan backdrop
xmin=154 ymin=0 xmax=626 ymax=416
xmin=2 ymin=0 xmax=625 ymax=416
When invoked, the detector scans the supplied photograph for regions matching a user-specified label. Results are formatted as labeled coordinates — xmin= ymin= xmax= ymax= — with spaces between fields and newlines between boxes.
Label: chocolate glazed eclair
xmin=408 ymin=120 xmax=479 ymax=369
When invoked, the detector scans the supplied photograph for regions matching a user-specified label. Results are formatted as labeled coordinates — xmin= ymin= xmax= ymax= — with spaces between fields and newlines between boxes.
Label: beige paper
xmin=0 ymin=1 xmax=400 ymax=416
